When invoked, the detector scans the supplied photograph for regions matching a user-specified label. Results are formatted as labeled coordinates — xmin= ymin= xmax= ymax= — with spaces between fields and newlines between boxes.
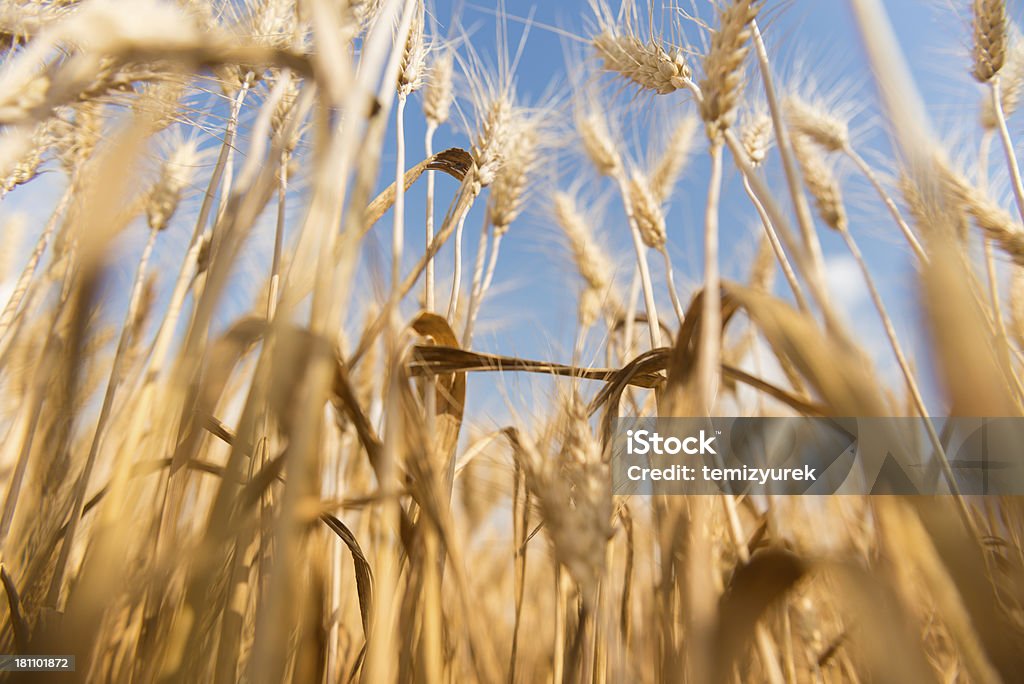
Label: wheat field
xmin=0 ymin=0 xmax=1021 ymax=681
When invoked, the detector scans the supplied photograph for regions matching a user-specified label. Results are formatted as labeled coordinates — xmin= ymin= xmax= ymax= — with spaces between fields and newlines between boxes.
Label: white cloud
xmin=823 ymin=254 xmax=869 ymax=321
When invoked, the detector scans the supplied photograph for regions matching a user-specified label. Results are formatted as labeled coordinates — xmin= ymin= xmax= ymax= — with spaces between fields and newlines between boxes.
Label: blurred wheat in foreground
xmin=0 ymin=0 xmax=1023 ymax=681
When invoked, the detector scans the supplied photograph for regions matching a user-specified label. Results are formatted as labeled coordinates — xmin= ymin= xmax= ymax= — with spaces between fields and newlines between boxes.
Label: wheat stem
xmin=741 ymin=173 xmax=810 ymax=313
xmin=838 ymin=226 xmax=965 ymax=504
xmin=268 ymin=150 xmax=289 ymax=321
xmin=394 ymin=94 xmax=408 ymax=289
xmin=621 ymin=270 xmax=640 ymax=363
xmin=659 ymin=247 xmax=685 ymax=325
xmin=614 ymin=172 xmax=661 ymax=349
xmin=136 ymin=82 xmax=249 ymax=391
xmin=723 ymin=128 xmax=845 ymax=335
xmin=720 ymin=494 xmax=786 ymax=684
xmin=751 ymin=21 xmax=828 ymax=300
xmin=464 ymin=231 xmax=503 ymax=348
xmin=424 ymin=122 xmax=438 ymax=311
xmin=462 ymin=219 xmax=491 ymax=346
xmin=447 ymin=204 xmax=470 ymax=323
xmin=352 ymin=172 xmax=482 ymax=366
xmin=0 ymin=184 xmax=73 ymax=347
xmin=844 ymin=146 xmax=928 ymax=264
xmin=992 ymin=77 xmax=1024 ymax=227
xmin=0 ymin=379 xmax=44 ymax=547
xmin=698 ymin=140 xmax=725 ymax=411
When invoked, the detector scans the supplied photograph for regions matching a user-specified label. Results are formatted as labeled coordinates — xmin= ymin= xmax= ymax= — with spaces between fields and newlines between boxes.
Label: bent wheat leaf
xmin=411 ymin=312 xmax=466 ymax=475
xmin=363 ymin=148 xmax=473 ymax=230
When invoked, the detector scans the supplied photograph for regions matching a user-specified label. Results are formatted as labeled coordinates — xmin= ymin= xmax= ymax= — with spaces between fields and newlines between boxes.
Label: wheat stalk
xmin=423 ymin=47 xmax=453 ymax=311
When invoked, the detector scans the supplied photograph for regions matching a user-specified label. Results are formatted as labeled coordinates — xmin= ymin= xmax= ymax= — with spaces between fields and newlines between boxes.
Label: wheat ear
xmin=973 ymin=0 xmax=1007 ymax=83
xmin=615 ymin=170 xmax=662 ymax=349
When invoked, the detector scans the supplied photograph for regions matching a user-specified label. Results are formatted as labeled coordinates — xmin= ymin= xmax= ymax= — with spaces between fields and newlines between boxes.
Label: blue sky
xmin=1 ymin=0 xmax=1012 ymax=425
xmin=386 ymin=0 xmax=992 ymax=420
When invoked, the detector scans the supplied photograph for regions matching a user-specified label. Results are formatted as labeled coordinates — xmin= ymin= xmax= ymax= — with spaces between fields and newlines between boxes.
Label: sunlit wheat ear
xmin=347 ymin=0 xmax=384 ymax=31
xmin=973 ymin=0 xmax=1007 ymax=82
xmin=699 ymin=0 xmax=763 ymax=129
xmin=792 ymin=134 xmax=847 ymax=232
xmin=899 ymin=171 xmax=968 ymax=241
xmin=471 ymin=95 xmax=513 ymax=187
xmin=423 ymin=47 xmax=454 ymax=127
xmin=242 ymin=0 xmax=295 ymax=50
xmin=147 ymin=140 xmax=201 ymax=232
xmin=982 ymin=24 xmax=1024 ymax=128
xmin=942 ymin=166 xmax=1024 ymax=262
xmin=518 ymin=410 xmax=610 ymax=603
xmin=578 ymin=108 xmax=621 ymax=177
xmin=133 ymin=81 xmax=186 ymax=132
xmin=650 ymin=115 xmax=698 ymax=202
xmin=397 ymin=0 xmax=426 ymax=96
xmin=488 ymin=119 xmax=540 ymax=235
xmin=783 ymin=95 xmax=849 ymax=153
xmin=51 ymin=103 xmax=102 ymax=175
xmin=270 ymin=76 xmax=301 ymax=151
xmin=1 ymin=120 xmax=49 ymax=193
xmin=627 ymin=170 xmax=667 ymax=249
xmin=592 ymin=30 xmax=691 ymax=94
xmin=553 ymin=191 xmax=614 ymax=297
xmin=740 ymin=108 xmax=773 ymax=166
